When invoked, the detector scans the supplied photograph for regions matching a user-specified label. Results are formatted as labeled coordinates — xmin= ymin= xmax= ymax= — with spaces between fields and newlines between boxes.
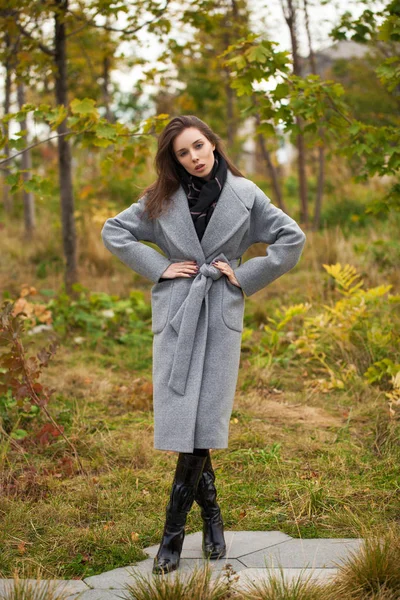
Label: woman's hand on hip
xmin=160 ymin=261 xmax=199 ymax=279
xmin=212 ymin=260 xmax=242 ymax=288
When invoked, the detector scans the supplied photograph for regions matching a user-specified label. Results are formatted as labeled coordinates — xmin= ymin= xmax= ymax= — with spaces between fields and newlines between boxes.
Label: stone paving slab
xmin=65 ymin=591 xmax=128 ymax=600
xmin=239 ymin=537 xmax=364 ymax=569
xmin=83 ymin=558 xmax=154 ymax=589
xmin=143 ymin=529 xmax=293 ymax=560
xmin=235 ymin=567 xmax=339 ymax=589
xmin=150 ymin=557 xmax=247 ymax=577
xmin=83 ymin=557 xmax=245 ymax=590
xmin=0 ymin=531 xmax=365 ymax=600
xmin=0 ymin=578 xmax=89 ymax=597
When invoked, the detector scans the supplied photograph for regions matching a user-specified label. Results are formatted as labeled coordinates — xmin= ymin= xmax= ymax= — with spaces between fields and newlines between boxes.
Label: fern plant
xmin=258 ymin=263 xmax=400 ymax=406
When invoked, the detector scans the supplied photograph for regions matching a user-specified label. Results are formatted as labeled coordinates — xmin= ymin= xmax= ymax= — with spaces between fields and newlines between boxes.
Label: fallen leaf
xmin=18 ymin=542 xmax=27 ymax=554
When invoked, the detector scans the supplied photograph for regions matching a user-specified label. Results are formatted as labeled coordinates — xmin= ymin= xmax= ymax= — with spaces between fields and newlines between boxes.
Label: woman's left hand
xmin=212 ymin=260 xmax=242 ymax=288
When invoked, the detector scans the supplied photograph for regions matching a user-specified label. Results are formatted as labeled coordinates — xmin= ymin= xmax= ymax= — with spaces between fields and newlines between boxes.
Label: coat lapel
xmin=200 ymin=170 xmax=252 ymax=258
xmin=158 ymin=169 xmax=255 ymax=262
xmin=158 ymin=185 xmax=206 ymax=263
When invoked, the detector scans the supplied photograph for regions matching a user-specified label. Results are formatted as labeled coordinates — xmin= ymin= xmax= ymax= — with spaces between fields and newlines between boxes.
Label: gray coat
xmin=101 ymin=169 xmax=306 ymax=453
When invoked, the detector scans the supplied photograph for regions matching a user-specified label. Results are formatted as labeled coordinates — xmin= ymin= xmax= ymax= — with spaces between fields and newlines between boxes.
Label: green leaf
xmin=14 ymin=129 xmax=28 ymax=137
xmin=5 ymin=173 xmax=20 ymax=187
xmin=228 ymin=55 xmax=247 ymax=70
xmin=95 ymin=122 xmax=117 ymax=140
xmin=48 ymin=106 xmax=68 ymax=129
xmin=23 ymin=176 xmax=53 ymax=196
xmin=348 ymin=122 xmax=361 ymax=135
xmin=256 ymin=122 xmax=276 ymax=136
xmin=273 ymin=82 xmax=289 ymax=100
xmin=246 ymin=44 xmax=270 ymax=64
xmin=8 ymin=138 xmax=26 ymax=151
xmin=11 ymin=429 xmax=28 ymax=440
xmin=70 ymin=98 xmax=98 ymax=116
xmin=91 ymin=137 xmax=115 ymax=148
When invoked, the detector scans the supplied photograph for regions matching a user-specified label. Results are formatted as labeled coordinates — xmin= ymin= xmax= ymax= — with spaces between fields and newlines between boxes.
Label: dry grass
xmin=121 ymin=524 xmax=400 ymax=599
xmin=236 ymin=567 xmax=328 ymax=600
xmin=1 ymin=204 xmax=399 ymax=579
xmin=123 ymin=561 xmax=239 ymax=600
xmin=0 ymin=570 xmax=71 ymax=600
xmin=1 ymin=207 xmax=399 ymax=301
xmin=324 ymin=524 xmax=400 ymax=600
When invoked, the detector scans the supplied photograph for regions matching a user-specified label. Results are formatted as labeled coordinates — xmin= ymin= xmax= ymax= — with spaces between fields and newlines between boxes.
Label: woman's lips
xmin=195 ymin=164 xmax=206 ymax=171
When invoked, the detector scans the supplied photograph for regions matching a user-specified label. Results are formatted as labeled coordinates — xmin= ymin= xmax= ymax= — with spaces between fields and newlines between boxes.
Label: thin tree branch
xmin=0 ymin=129 xmax=147 ymax=166
xmin=16 ymin=21 xmax=55 ymax=56
xmin=76 ymin=38 xmax=96 ymax=82
xmin=0 ymin=132 xmax=74 ymax=166
xmin=66 ymin=0 xmax=170 ymax=36
xmin=324 ymin=90 xmax=353 ymax=125
xmin=65 ymin=22 xmax=90 ymax=38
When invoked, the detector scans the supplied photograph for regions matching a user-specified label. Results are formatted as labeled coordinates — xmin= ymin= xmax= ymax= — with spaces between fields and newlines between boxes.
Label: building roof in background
xmin=318 ymin=39 xmax=370 ymax=60
xmin=300 ymin=39 xmax=371 ymax=75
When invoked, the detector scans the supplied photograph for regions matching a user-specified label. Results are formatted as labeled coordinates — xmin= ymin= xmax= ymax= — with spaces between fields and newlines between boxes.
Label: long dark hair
xmin=142 ymin=115 xmax=245 ymax=220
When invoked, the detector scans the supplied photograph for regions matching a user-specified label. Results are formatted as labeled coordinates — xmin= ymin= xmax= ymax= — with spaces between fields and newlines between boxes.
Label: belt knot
xmin=168 ymin=253 xmax=240 ymax=396
xmin=199 ymin=263 xmax=223 ymax=280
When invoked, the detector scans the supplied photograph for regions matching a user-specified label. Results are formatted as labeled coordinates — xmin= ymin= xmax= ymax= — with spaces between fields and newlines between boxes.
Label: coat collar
xmin=158 ymin=169 xmax=256 ymax=261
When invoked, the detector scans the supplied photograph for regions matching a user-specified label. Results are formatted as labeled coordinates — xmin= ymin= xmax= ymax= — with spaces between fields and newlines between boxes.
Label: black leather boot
xmin=194 ymin=450 xmax=227 ymax=560
xmin=152 ymin=452 xmax=207 ymax=575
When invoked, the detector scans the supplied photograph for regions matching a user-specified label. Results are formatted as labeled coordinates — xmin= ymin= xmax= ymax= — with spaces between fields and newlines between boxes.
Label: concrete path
xmin=0 ymin=531 xmax=364 ymax=599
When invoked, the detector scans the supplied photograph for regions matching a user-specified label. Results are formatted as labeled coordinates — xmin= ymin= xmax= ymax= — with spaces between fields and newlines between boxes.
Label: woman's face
xmin=172 ymin=127 xmax=216 ymax=179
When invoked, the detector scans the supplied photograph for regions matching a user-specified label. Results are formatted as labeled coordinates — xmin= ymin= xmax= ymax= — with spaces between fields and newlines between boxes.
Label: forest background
xmin=0 ymin=0 xmax=399 ymax=589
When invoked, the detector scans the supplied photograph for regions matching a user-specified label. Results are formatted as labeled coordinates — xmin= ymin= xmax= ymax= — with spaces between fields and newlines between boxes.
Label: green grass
xmin=0 ymin=207 xmax=399 ymax=582
xmin=1 ymin=332 xmax=398 ymax=578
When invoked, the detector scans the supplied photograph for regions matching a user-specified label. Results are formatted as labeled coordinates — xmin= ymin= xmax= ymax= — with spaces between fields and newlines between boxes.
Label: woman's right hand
xmin=160 ymin=261 xmax=199 ymax=279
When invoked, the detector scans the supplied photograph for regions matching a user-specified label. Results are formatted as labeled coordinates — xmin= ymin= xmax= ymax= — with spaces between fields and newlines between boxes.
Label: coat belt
xmin=168 ymin=253 xmax=241 ymax=396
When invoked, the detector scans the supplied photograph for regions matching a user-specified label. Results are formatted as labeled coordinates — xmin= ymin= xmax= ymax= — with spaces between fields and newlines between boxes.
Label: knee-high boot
xmin=152 ymin=452 xmax=207 ymax=575
xmin=194 ymin=450 xmax=226 ymax=559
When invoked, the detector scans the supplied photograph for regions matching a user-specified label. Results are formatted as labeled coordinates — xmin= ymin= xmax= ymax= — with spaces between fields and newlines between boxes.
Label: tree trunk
xmin=54 ymin=0 xmax=78 ymax=294
xmin=258 ymin=132 xmax=287 ymax=213
xmin=281 ymin=0 xmax=309 ymax=225
xmin=254 ymin=112 xmax=287 ymax=213
xmin=2 ymin=31 xmax=12 ymax=215
xmin=225 ymin=77 xmax=235 ymax=150
xmin=17 ymin=82 xmax=36 ymax=237
xmin=296 ymin=126 xmax=308 ymax=224
xmin=102 ymin=20 xmax=115 ymax=123
xmin=222 ymin=9 xmax=237 ymax=161
xmin=102 ymin=53 xmax=114 ymax=123
xmin=304 ymin=0 xmax=325 ymax=230
xmin=251 ymin=93 xmax=286 ymax=211
xmin=313 ymin=142 xmax=325 ymax=230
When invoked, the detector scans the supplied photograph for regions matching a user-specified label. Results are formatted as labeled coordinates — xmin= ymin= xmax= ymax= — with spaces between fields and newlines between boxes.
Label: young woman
xmin=101 ymin=115 xmax=306 ymax=575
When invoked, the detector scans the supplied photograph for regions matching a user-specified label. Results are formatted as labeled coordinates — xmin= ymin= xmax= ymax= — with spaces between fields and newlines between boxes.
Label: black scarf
xmin=176 ymin=150 xmax=228 ymax=241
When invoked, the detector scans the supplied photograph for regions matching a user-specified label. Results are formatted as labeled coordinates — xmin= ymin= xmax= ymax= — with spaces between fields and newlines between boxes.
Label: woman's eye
xmin=178 ymin=144 xmax=202 ymax=157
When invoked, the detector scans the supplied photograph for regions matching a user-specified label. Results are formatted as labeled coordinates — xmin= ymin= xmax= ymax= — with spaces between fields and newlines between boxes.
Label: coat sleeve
xmin=233 ymin=186 xmax=306 ymax=297
xmin=101 ymin=196 xmax=173 ymax=284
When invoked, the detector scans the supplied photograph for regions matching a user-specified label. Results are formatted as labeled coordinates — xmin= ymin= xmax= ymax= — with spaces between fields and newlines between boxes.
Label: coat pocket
xmin=221 ymin=279 xmax=245 ymax=332
xmin=150 ymin=279 xmax=174 ymax=334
